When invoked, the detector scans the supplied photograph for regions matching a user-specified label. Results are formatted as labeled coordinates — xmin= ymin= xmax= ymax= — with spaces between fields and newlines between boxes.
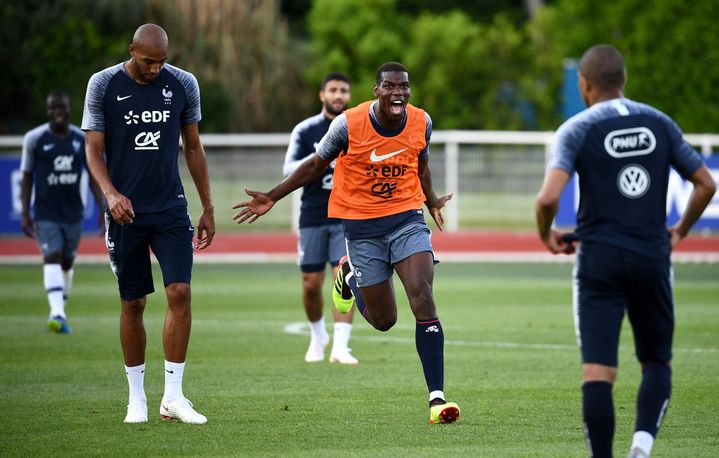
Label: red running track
xmin=1 ymin=231 xmax=718 ymax=257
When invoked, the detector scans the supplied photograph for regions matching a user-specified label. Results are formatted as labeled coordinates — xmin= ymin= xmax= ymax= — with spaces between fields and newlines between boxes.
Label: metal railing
xmin=2 ymin=131 xmax=717 ymax=232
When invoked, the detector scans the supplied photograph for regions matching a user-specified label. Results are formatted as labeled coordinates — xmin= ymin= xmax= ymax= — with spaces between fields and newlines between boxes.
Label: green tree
xmin=0 ymin=0 xmax=142 ymax=134
xmin=306 ymin=0 xmax=408 ymax=101
xmin=532 ymin=0 xmax=719 ymax=131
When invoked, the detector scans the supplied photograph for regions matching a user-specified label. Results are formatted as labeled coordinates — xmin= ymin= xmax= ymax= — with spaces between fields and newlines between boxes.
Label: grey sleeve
xmin=547 ymin=119 xmax=586 ymax=175
xmin=179 ymin=71 xmax=202 ymax=125
xmin=317 ymin=114 xmax=349 ymax=161
xmin=20 ymin=128 xmax=41 ymax=172
xmin=81 ymin=70 xmax=111 ymax=132
xmin=665 ymin=118 xmax=704 ymax=178
xmin=418 ymin=113 xmax=432 ymax=161
xmin=283 ymin=125 xmax=313 ymax=177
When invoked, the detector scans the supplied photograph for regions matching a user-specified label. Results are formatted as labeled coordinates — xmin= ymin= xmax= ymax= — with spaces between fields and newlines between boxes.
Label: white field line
xmin=1 ymin=315 xmax=715 ymax=354
xmin=282 ymin=322 xmax=719 ymax=354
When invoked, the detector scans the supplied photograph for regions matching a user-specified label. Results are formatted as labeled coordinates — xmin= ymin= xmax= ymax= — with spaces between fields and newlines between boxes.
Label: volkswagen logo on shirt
xmin=617 ymin=164 xmax=650 ymax=198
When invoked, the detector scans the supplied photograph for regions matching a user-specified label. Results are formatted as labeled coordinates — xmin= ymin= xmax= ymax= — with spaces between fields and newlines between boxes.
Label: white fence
xmin=2 ymin=131 xmax=717 ymax=232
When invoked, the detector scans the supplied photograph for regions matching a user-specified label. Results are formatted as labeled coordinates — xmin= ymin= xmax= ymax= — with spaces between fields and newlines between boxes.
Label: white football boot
xmin=160 ymin=397 xmax=207 ymax=424
xmin=304 ymin=335 xmax=329 ymax=363
xmin=124 ymin=400 xmax=148 ymax=423
xmin=329 ymin=347 xmax=359 ymax=365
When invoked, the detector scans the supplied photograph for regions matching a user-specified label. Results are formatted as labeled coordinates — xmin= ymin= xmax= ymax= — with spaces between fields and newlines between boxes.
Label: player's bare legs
xmin=120 ymin=296 xmax=147 ymax=366
xmin=120 ymin=296 xmax=149 ymax=422
xmin=163 ymin=283 xmax=192 ymax=362
xmin=394 ymin=251 xmax=437 ymax=321
xmin=355 ymin=279 xmax=398 ymax=331
xmin=303 ymin=268 xmax=356 ymax=363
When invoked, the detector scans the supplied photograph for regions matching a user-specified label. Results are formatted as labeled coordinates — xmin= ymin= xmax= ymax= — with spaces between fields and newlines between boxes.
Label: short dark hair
xmin=321 ymin=72 xmax=351 ymax=90
xmin=375 ymin=61 xmax=408 ymax=85
xmin=47 ymin=89 xmax=70 ymax=101
xmin=579 ymin=45 xmax=626 ymax=90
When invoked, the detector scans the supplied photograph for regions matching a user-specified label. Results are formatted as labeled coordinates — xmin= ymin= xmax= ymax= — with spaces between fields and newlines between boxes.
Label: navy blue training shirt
xmin=549 ymin=98 xmax=704 ymax=258
xmin=283 ymin=113 xmax=341 ymax=228
xmin=81 ymin=62 xmax=201 ymax=214
xmin=21 ymin=123 xmax=86 ymax=223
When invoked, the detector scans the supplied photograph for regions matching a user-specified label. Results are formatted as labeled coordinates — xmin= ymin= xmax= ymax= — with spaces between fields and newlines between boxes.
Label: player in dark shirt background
xmin=20 ymin=90 xmax=103 ymax=334
xmin=536 ymin=45 xmax=716 ymax=458
xmin=282 ymin=72 xmax=358 ymax=365
xmin=82 ymin=23 xmax=215 ymax=425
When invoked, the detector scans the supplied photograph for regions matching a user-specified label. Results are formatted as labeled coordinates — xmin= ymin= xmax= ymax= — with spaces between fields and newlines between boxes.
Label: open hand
xmin=426 ymin=193 xmax=453 ymax=231
xmin=232 ymin=188 xmax=276 ymax=224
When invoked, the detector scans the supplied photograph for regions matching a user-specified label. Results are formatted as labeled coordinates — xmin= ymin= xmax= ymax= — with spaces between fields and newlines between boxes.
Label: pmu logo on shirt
xmin=603 ymin=127 xmax=656 ymax=158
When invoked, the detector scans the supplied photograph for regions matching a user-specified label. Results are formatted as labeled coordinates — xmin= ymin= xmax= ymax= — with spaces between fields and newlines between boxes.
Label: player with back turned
xmin=535 ymin=45 xmax=716 ymax=457
xmin=82 ymin=23 xmax=215 ymax=424
xmin=234 ymin=62 xmax=460 ymax=424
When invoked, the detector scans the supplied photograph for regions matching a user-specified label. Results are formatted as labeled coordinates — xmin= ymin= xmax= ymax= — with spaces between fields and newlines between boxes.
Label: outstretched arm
xmin=535 ymin=168 xmax=575 ymax=254
xmin=181 ymin=123 xmax=215 ymax=250
xmin=668 ymin=165 xmax=716 ymax=248
xmin=418 ymin=158 xmax=452 ymax=231
xmin=232 ymin=154 xmax=332 ymax=224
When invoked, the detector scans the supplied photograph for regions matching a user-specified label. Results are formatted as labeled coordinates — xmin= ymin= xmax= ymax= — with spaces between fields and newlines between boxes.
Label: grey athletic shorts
xmin=35 ymin=220 xmax=83 ymax=259
xmin=346 ymin=221 xmax=435 ymax=287
xmin=298 ymin=223 xmax=345 ymax=273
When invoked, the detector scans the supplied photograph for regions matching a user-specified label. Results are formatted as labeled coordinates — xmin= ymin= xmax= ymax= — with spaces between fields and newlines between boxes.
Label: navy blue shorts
xmin=573 ymin=241 xmax=674 ymax=366
xmin=105 ymin=207 xmax=194 ymax=300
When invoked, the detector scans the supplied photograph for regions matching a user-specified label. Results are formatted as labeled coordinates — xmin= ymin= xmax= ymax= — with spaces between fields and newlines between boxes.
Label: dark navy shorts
xmin=298 ymin=223 xmax=345 ymax=273
xmin=573 ymin=241 xmax=674 ymax=366
xmin=105 ymin=207 xmax=194 ymax=300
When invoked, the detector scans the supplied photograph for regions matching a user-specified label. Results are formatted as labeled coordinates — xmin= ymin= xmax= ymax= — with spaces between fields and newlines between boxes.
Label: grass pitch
xmin=1 ymin=262 xmax=717 ymax=457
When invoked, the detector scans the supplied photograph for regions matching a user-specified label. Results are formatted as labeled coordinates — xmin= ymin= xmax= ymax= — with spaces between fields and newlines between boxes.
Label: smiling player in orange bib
xmin=234 ymin=62 xmax=459 ymax=424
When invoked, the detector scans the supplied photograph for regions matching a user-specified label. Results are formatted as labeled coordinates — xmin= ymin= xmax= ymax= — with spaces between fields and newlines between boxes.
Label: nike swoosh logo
xmin=117 ymin=94 xmax=133 ymax=101
xmin=43 ymin=144 xmax=54 ymax=151
xmin=165 ymin=369 xmax=174 ymax=374
xmin=370 ymin=148 xmax=408 ymax=162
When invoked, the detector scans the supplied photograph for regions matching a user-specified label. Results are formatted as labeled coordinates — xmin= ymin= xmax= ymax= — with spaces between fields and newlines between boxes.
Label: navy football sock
xmin=346 ymin=274 xmax=367 ymax=317
xmin=635 ymin=363 xmax=671 ymax=437
xmin=415 ymin=319 xmax=444 ymax=396
xmin=582 ymin=381 xmax=614 ymax=458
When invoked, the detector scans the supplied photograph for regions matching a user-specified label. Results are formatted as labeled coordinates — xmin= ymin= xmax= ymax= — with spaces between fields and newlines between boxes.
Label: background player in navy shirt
xmin=283 ymin=72 xmax=358 ymax=365
xmin=20 ymin=90 xmax=103 ymax=334
xmin=535 ymin=45 xmax=716 ymax=458
xmin=82 ymin=24 xmax=215 ymax=425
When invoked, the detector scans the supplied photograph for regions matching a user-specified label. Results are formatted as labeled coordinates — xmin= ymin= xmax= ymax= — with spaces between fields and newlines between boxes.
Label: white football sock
xmin=163 ymin=360 xmax=185 ymax=402
xmin=429 ymin=390 xmax=445 ymax=403
xmin=332 ymin=322 xmax=352 ymax=351
xmin=62 ymin=268 xmax=74 ymax=304
xmin=630 ymin=431 xmax=654 ymax=456
xmin=43 ymin=264 xmax=65 ymax=318
xmin=125 ymin=363 xmax=147 ymax=402
xmin=309 ymin=317 xmax=328 ymax=341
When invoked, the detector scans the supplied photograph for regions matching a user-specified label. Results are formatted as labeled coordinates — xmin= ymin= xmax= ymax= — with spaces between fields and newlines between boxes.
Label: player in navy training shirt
xmin=82 ymin=24 xmax=215 ymax=425
xmin=536 ymin=45 xmax=716 ymax=458
xmin=20 ymin=90 xmax=103 ymax=334
xmin=282 ymin=72 xmax=358 ymax=365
